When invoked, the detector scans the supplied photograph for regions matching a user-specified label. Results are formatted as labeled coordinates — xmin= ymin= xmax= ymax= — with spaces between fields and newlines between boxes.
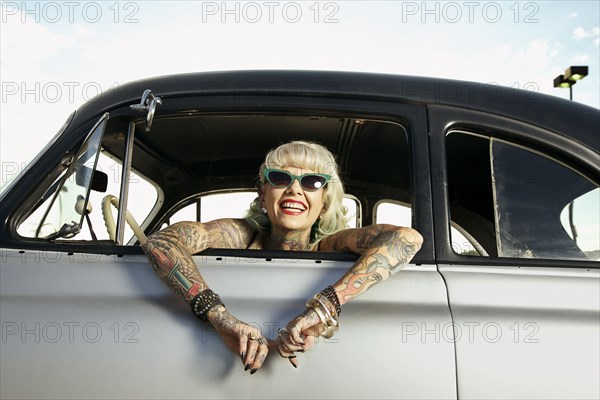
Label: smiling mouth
xmin=280 ymin=201 xmax=307 ymax=214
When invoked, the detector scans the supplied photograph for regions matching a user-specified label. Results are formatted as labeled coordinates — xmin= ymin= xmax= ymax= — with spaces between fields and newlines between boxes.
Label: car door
xmin=429 ymin=105 xmax=600 ymax=399
xmin=1 ymin=93 xmax=458 ymax=399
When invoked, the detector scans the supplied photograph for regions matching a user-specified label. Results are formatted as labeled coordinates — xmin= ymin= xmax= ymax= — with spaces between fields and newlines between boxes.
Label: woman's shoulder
xmin=204 ymin=218 xmax=253 ymax=230
xmin=202 ymin=218 xmax=257 ymax=248
xmin=166 ymin=218 xmax=253 ymax=234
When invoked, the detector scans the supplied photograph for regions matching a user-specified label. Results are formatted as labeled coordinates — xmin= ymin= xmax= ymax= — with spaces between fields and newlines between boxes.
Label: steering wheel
xmin=101 ymin=195 xmax=147 ymax=245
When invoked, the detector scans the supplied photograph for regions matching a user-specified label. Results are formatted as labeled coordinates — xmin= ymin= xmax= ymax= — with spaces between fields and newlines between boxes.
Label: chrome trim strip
xmin=116 ymin=121 xmax=135 ymax=245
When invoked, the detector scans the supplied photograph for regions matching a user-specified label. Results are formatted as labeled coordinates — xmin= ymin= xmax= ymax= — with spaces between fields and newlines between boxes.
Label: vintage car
xmin=1 ymin=71 xmax=598 ymax=399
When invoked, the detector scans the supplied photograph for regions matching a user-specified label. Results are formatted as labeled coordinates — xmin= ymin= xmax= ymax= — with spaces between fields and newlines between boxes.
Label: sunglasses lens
xmin=267 ymin=170 xmax=292 ymax=187
xmin=301 ymin=175 xmax=327 ymax=191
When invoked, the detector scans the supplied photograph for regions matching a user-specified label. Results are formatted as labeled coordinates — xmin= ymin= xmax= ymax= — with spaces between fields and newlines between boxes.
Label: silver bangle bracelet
xmin=306 ymin=296 xmax=339 ymax=338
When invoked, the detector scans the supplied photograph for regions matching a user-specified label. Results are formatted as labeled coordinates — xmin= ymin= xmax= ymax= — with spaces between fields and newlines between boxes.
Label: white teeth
xmin=281 ymin=202 xmax=306 ymax=211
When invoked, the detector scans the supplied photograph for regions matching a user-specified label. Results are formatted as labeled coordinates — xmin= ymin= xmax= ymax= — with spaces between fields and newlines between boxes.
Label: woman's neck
xmin=263 ymin=226 xmax=313 ymax=251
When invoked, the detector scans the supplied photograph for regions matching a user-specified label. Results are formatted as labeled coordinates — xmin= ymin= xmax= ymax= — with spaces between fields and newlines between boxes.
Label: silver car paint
xmin=1 ymin=251 xmax=456 ymax=399
xmin=439 ymin=264 xmax=600 ymax=399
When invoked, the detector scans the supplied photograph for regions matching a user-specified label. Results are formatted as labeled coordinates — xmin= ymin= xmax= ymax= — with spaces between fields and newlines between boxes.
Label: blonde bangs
xmin=264 ymin=141 xmax=338 ymax=176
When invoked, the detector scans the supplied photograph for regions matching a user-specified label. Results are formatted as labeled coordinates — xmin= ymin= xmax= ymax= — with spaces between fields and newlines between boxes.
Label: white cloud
xmin=572 ymin=26 xmax=588 ymax=39
xmin=72 ymin=23 xmax=94 ymax=38
xmin=0 ymin=13 xmax=74 ymax=79
xmin=572 ymin=26 xmax=600 ymax=43
xmin=487 ymin=39 xmax=559 ymax=81
xmin=572 ymin=53 xmax=591 ymax=64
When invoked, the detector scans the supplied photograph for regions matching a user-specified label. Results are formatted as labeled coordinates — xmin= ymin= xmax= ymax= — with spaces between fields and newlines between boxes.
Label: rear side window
xmin=166 ymin=192 xmax=360 ymax=228
xmin=374 ymin=201 xmax=412 ymax=226
xmin=168 ymin=192 xmax=258 ymax=224
xmin=446 ymin=131 xmax=599 ymax=261
xmin=376 ymin=201 xmax=479 ymax=255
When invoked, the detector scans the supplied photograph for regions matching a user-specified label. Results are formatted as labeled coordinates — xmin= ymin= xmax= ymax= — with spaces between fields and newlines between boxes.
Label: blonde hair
xmin=245 ymin=141 xmax=348 ymax=243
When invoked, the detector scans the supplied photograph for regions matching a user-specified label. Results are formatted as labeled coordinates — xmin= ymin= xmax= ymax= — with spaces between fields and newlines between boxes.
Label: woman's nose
xmin=286 ymin=178 xmax=303 ymax=193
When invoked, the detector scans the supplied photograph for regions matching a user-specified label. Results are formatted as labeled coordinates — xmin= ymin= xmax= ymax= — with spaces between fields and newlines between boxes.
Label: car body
xmin=1 ymin=71 xmax=598 ymax=399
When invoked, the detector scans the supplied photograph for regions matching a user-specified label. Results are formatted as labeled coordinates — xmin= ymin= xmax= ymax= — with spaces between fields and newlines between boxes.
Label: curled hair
xmin=245 ymin=141 xmax=348 ymax=243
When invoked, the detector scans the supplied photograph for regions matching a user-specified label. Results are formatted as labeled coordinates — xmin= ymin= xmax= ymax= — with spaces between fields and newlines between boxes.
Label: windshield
xmin=22 ymin=114 xmax=108 ymax=240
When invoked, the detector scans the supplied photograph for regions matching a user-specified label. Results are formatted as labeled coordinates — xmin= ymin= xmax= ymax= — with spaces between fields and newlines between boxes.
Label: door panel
xmin=439 ymin=264 xmax=600 ymax=399
xmin=428 ymin=105 xmax=600 ymax=399
xmin=1 ymin=251 xmax=456 ymax=399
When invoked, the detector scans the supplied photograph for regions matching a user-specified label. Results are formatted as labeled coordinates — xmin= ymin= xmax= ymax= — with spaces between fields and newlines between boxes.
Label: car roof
xmin=71 ymin=70 xmax=599 ymax=152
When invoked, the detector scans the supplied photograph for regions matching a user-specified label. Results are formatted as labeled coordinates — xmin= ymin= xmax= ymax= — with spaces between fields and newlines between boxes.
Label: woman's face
xmin=261 ymin=166 xmax=326 ymax=236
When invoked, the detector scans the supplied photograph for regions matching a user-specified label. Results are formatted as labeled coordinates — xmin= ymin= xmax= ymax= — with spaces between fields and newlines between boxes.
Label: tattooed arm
xmin=276 ymin=224 xmax=423 ymax=362
xmin=142 ymin=219 xmax=269 ymax=374
xmin=319 ymin=224 xmax=423 ymax=305
xmin=142 ymin=218 xmax=254 ymax=301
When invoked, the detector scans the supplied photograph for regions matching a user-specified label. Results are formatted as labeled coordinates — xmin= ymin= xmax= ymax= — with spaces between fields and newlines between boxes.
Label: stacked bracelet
xmin=191 ymin=289 xmax=224 ymax=321
xmin=320 ymin=285 xmax=342 ymax=316
xmin=305 ymin=285 xmax=342 ymax=339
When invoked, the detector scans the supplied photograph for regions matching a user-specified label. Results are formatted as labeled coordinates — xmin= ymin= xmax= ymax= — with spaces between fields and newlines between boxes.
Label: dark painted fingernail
xmin=241 ymin=352 xmax=246 ymax=361
xmin=245 ymin=364 xmax=251 ymax=371
xmin=288 ymin=355 xmax=297 ymax=359
xmin=250 ymin=368 xmax=257 ymax=375
xmin=298 ymin=349 xmax=305 ymax=353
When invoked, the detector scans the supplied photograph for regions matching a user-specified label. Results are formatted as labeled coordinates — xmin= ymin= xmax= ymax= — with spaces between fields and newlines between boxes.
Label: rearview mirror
xmin=75 ymin=165 xmax=108 ymax=192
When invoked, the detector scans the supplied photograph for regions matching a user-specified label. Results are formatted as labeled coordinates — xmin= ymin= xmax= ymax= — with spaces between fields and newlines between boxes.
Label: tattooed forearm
xmin=142 ymin=238 xmax=207 ymax=301
xmin=371 ymin=231 xmax=419 ymax=274
xmin=327 ymin=225 xmax=424 ymax=305
xmin=142 ymin=220 xmax=254 ymax=303
xmin=210 ymin=306 xmax=244 ymax=332
xmin=335 ymin=250 xmax=389 ymax=303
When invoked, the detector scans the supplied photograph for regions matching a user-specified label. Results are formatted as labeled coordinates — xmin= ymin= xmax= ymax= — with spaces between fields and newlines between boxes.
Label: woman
xmin=142 ymin=141 xmax=423 ymax=374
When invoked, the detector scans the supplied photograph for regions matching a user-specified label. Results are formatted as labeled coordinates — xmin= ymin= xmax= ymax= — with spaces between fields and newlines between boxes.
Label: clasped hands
xmin=207 ymin=306 xmax=329 ymax=374
xmin=275 ymin=307 xmax=329 ymax=368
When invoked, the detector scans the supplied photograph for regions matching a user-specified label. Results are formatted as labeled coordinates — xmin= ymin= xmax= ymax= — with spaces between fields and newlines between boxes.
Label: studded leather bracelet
xmin=191 ymin=289 xmax=224 ymax=321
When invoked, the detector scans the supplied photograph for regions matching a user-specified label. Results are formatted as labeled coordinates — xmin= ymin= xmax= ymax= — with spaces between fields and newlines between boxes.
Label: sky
xmin=1 ymin=0 xmax=599 ymax=185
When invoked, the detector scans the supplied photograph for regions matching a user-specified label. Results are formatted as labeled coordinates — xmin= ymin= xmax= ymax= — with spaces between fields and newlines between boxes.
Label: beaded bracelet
xmin=320 ymin=285 xmax=342 ymax=316
xmin=191 ymin=289 xmax=224 ymax=321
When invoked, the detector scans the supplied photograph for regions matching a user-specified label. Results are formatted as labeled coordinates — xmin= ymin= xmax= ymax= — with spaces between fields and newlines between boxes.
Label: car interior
xmin=15 ymin=106 xmax=597 ymax=262
xmin=17 ymin=112 xmax=414 ymax=248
